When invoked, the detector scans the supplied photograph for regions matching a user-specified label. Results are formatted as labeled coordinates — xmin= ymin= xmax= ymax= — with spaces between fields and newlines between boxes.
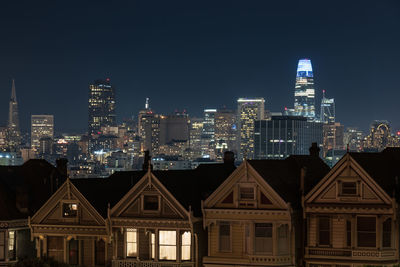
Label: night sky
xmin=0 ymin=1 xmax=399 ymax=133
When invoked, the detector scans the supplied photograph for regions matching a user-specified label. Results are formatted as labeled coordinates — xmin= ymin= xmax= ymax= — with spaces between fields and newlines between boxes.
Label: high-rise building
xmin=31 ymin=115 xmax=54 ymax=152
xmin=159 ymin=111 xmax=190 ymax=145
xmin=6 ymin=79 xmax=21 ymax=150
xmin=138 ymin=99 xmax=160 ymax=155
xmin=88 ymin=79 xmax=116 ymax=135
xmin=343 ymin=127 xmax=364 ymax=152
xmin=320 ymin=90 xmax=335 ymax=123
xmin=254 ymin=115 xmax=323 ymax=159
xmin=322 ymin=122 xmax=344 ymax=156
xmin=189 ymin=118 xmax=203 ymax=159
xmin=237 ymin=98 xmax=265 ymax=160
xmin=294 ymin=59 xmax=315 ymax=119
xmin=214 ymin=108 xmax=237 ymax=158
xmin=363 ymin=120 xmax=400 ymax=151
xmin=201 ymin=109 xmax=217 ymax=158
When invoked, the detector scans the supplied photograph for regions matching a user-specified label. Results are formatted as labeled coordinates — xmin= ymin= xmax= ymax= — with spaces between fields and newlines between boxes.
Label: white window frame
xmin=125 ymin=228 xmax=138 ymax=258
xmin=158 ymin=230 xmax=177 ymax=261
xmin=181 ymin=231 xmax=191 ymax=261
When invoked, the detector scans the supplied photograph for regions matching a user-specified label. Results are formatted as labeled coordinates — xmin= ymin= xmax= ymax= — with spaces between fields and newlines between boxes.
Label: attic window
xmin=63 ymin=203 xmax=78 ymax=217
xmin=341 ymin=182 xmax=357 ymax=195
xmin=240 ymin=187 xmax=255 ymax=200
xmin=144 ymin=195 xmax=159 ymax=211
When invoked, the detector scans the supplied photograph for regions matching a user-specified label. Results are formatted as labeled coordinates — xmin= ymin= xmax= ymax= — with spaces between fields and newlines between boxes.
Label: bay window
xmin=382 ymin=218 xmax=392 ymax=248
xmin=151 ymin=232 xmax=155 ymax=259
xmin=8 ymin=231 xmax=16 ymax=260
xmin=254 ymin=223 xmax=272 ymax=253
xmin=181 ymin=231 xmax=191 ymax=261
xmin=0 ymin=231 xmax=4 ymax=260
xmin=219 ymin=222 xmax=231 ymax=252
xmin=159 ymin=230 xmax=176 ymax=260
xmin=126 ymin=228 xmax=137 ymax=257
xmin=357 ymin=217 xmax=376 ymax=247
xmin=318 ymin=217 xmax=330 ymax=246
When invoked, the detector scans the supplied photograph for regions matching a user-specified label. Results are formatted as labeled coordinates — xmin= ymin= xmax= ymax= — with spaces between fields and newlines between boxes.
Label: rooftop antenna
xmin=145 ymin=97 xmax=149 ymax=110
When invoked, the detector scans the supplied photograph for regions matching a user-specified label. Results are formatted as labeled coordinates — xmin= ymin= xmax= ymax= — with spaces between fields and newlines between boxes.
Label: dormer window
xmin=341 ymin=182 xmax=357 ymax=195
xmin=62 ymin=203 xmax=78 ymax=217
xmin=240 ymin=187 xmax=254 ymax=200
xmin=143 ymin=195 xmax=159 ymax=211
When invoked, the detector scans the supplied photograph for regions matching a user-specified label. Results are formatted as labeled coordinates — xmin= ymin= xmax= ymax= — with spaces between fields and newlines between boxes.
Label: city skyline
xmin=0 ymin=1 xmax=399 ymax=133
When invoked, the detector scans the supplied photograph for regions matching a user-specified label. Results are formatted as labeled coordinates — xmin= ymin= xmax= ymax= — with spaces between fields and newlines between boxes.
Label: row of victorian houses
xmin=1 ymin=145 xmax=400 ymax=267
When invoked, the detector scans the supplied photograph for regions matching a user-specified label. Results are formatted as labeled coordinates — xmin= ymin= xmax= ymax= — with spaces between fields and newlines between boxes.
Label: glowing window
xmin=151 ymin=232 xmax=155 ymax=259
xmin=159 ymin=230 xmax=176 ymax=260
xmin=181 ymin=231 xmax=191 ymax=261
xmin=62 ymin=203 xmax=78 ymax=217
xmin=126 ymin=228 xmax=137 ymax=257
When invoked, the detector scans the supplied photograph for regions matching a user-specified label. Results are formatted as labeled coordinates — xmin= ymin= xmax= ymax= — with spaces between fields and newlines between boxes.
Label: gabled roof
xmin=348 ymin=148 xmax=400 ymax=199
xmin=247 ymin=156 xmax=330 ymax=208
xmin=70 ymin=163 xmax=236 ymax=218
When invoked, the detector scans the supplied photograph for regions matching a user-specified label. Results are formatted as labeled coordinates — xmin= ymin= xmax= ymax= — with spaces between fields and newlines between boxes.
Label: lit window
xmin=126 ymin=228 xmax=137 ymax=257
xmin=62 ymin=203 xmax=78 ymax=217
xmin=219 ymin=222 xmax=231 ymax=252
xmin=159 ymin=230 xmax=176 ymax=260
xmin=8 ymin=231 xmax=15 ymax=260
xmin=151 ymin=232 xmax=155 ymax=259
xmin=144 ymin=195 xmax=159 ymax=211
xmin=341 ymin=182 xmax=357 ymax=195
xmin=181 ymin=231 xmax=191 ymax=261
xmin=254 ymin=223 xmax=272 ymax=253
xmin=240 ymin=187 xmax=254 ymax=200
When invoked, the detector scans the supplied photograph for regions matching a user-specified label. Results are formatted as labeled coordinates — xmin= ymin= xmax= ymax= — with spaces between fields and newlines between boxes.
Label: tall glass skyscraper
xmin=320 ymin=90 xmax=335 ymax=123
xmin=88 ymin=79 xmax=116 ymax=135
xmin=294 ymin=59 xmax=315 ymax=119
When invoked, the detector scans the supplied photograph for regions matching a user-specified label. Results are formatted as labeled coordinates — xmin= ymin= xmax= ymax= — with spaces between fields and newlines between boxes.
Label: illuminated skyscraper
xmin=294 ymin=59 xmax=315 ymax=119
xmin=215 ymin=108 xmax=237 ymax=158
xmin=88 ymin=79 xmax=116 ymax=135
xmin=201 ymin=109 xmax=217 ymax=158
xmin=320 ymin=90 xmax=335 ymax=123
xmin=6 ymin=79 xmax=21 ymax=150
xmin=237 ymin=98 xmax=265 ymax=160
xmin=138 ymin=98 xmax=160 ymax=154
xmin=31 ymin=115 xmax=54 ymax=152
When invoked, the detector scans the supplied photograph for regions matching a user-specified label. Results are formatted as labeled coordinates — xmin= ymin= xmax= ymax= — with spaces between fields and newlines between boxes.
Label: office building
xmin=294 ymin=59 xmax=315 ymax=119
xmin=363 ymin=120 xmax=400 ymax=151
xmin=322 ymin=122 xmax=344 ymax=156
xmin=214 ymin=108 xmax=237 ymax=158
xmin=88 ymin=79 xmax=116 ymax=135
xmin=201 ymin=109 xmax=217 ymax=158
xmin=237 ymin=98 xmax=265 ymax=159
xmin=254 ymin=115 xmax=323 ymax=159
xmin=320 ymin=90 xmax=335 ymax=123
xmin=343 ymin=127 xmax=364 ymax=152
xmin=159 ymin=111 xmax=190 ymax=145
xmin=6 ymin=79 xmax=21 ymax=150
xmin=188 ymin=118 xmax=203 ymax=159
xmin=138 ymin=99 xmax=161 ymax=154
xmin=31 ymin=115 xmax=54 ymax=152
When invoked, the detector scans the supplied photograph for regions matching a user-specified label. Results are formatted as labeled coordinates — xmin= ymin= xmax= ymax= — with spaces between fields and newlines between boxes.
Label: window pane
xmin=159 ymin=230 xmax=176 ymax=260
xmin=219 ymin=223 xmax=231 ymax=251
xmin=151 ymin=233 xmax=155 ymax=259
xmin=383 ymin=219 xmax=392 ymax=248
xmin=318 ymin=217 xmax=330 ymax=245
xmin=0 ymin=231 xmax=4 ymax=260
xmin=342 ymin=182 xmax=357 ymax=195
xmin=144 ymin=195 xmax=159 ymax=210
xmin=255 ymin=223 xmax=272 ymax=253
xmin=357 ymin=217 xmax=376 ymax=247
xmin=240 ymin=187 xmax=254 ymax=200
xmin=126 ymin=229 xmax=137 ymax=257
xmin=181 ymin=231 xmax=191 ymax=261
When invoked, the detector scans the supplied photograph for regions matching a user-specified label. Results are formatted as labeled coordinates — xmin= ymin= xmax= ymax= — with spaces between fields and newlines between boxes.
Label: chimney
xmin=309 ymin=142 xmax=320 ymax=157
xmin=142 ymin=150 xmax=153 ymax=171
xmin=223 ymin=151 xmax=235 ymax=166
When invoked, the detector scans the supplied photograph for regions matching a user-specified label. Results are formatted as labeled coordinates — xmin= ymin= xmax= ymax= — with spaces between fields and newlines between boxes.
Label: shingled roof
xmin=248 ymin=155 xmax=330 ymax=209
xmin=71 ymin=162 xmax=236 ymax=218
xmin=349 ymin=147 xmax=400 ymax=200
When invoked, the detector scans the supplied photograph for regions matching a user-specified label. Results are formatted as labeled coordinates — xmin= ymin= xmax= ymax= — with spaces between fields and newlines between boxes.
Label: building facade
xmin=6 ymin=79 xmax=21 ymax=151
xmin=320 ymin=90 xmax=335 ymax=124
xmin=88 ymin=79 xmax=116 ymax=135
xmin=237 ymin=98 xmax=265 ymax=160
xmin=31 ymin=115 xmax=54 ymax=153
xmin=254 ymin=116 xmax=323 ymax=159
xmin=294 ymin=59 xmax=315 ymax=119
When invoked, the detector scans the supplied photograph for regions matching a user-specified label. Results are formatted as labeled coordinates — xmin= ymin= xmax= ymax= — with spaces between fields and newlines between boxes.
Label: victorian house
xmin=29 ymin=155 xmax=235 ymax=267
xmin=0 ymin=159 xmax=66 ymax=266
xmin=304 ymin=148 xmax=400 ymax=266
xmin=202 ymin=146 xmax=329 ymax=267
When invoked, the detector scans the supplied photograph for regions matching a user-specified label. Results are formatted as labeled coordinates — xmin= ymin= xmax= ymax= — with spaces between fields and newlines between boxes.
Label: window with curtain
xmin=382 ymin=218 xmax=392 ymax=248
xmin=151 ymin=233 xmax=155 ymax=259
xmin=219 ymin=222 xmax=231 ymax=252
xmin=8 ymin=231 xmax=16 ymax=260
xmin=254 ymin=223 xmax=272 ymax=253
xmin=159 ymin=230 xmax=176 ymax=260
xmin=181 ymin=231 xmax=191 ymax=261
xmin=0 ymin=231 xmax=5 ymax=260
xmin=357 ymin=217 xmax=376 ymax=247
xmin=126 ymin=228 xmax=137 ymax=257
xmin=318 ymin=217 xmax=330 ymax=246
